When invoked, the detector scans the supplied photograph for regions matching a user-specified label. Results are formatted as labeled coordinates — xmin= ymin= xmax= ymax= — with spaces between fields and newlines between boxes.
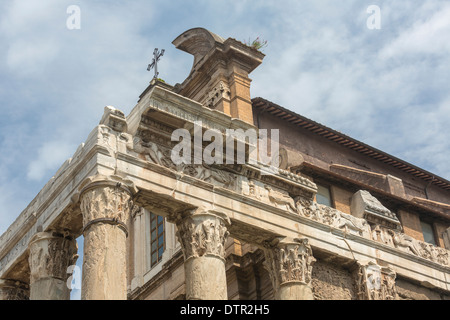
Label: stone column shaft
xmin=28 ymin=231 xmax=78 ymax=300
xmin=263 ymin=238 xmax=316 ymax=300
xmin=175 ymin=211 xmax=229 ymax=300
xmin=0 ymin=279 xmax=29 ymax=300
xmin=80 ymin=181 xmax=132 ymax=300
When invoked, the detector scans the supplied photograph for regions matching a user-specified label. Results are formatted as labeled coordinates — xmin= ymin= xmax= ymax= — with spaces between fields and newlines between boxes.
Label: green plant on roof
xmin=244 ymin=37 xmax=268 ymax=51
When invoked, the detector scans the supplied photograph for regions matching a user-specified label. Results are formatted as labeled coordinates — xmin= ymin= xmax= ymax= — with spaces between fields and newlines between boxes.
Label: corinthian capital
xmin=175 ymin=211 xmax=229 ymax=261
xmin=28 ymin=231 xmax=78 ymax=284
xmin=78 ymin=176 xmax=135 ymax=237
xmin=263 ymin=238 xmax=316 ymax=289
xmin=80 ymin=185 xmax=132 ymax=225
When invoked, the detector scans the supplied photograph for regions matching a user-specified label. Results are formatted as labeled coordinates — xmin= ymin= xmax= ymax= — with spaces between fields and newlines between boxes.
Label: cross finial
xmin=147 ymin=48 xmax=165 ymax=79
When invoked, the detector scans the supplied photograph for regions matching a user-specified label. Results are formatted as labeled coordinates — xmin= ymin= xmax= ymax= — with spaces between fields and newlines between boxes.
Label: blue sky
xmin=1 ymin=0 xmax=450 ymax=299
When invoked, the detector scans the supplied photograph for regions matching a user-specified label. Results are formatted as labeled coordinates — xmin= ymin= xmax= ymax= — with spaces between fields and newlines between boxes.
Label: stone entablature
xmin=296 ymin=199 xmax=449 ymax=267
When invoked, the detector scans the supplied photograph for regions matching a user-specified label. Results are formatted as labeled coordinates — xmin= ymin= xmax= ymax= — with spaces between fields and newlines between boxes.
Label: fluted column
xmin=175 ymin=210 xmax=229 ymax=300
xmin=28 ymin=231 xmax=78 ymax=300
xmin=0 ymin=279 xmax=29 ymax=300
xmin=263 ymin=238 xmax=316 ymax=300
xmin=79 ymin=180 xmax=132 ymax=300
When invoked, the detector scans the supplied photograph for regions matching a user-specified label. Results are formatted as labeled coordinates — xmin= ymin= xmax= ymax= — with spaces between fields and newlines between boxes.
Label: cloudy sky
xmin=1 ymin=0 xmax=450 ymax=299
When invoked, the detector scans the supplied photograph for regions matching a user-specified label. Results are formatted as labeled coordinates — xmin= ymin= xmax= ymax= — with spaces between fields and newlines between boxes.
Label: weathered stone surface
xmin=175 ymin=210 xmax=229 ymax=300
xmin=79 ymin=180 xmax=132 ymax=300
xmin=396 ymin=278 xmax=446 ymax=300
xmin=82 ymin=223 xmax=128 ymax=300
xmin=0 ymin=279 xmax=29 ymax=300
xmin=28 ymin=231 xmax=78 ymax=300
xmin=311 ymin=260 xmax=356 ymax=300
xmin=172 ymin=28 xmax=264 ymax=124
xmin=351 ymin=190 xmax=401 ymax=230
xmin=263 ymin=238 xmax=315 ymax=300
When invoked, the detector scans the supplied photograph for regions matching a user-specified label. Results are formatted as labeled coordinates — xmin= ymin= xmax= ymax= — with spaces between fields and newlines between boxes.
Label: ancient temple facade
xmin=1 ymin=28 xmax=449 ymax=300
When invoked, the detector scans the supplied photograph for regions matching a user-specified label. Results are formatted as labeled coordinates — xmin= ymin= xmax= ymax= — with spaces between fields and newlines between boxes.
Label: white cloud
xmin=6 ymin=39 xmax=60 ymax=76
xmin=380 ymin=3 xmax=450 ymax=59
xmin=27 ymin=140 xmax=76 ymax=181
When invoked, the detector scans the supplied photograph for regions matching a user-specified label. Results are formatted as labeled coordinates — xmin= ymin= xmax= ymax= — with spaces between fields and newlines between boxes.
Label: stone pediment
xmin=351 ymin=190 xmax=401 ymax=230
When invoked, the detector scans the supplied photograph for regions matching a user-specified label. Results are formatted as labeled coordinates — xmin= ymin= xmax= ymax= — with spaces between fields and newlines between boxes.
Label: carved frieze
xmin=388 ymin=230 xmax=449 ymax=266
xmin=296 ymin=198 xmax=372 ymax=238
xmin=28 ymin=231 xmax=78 ymax=284
xmin=175 ymin=214 xmax=229 ymax=261
xmin=356 ymin=261 xmax=397 ymax=300
xmin=133 ymin=137 xmax=239 ymax=190
xmin=294 ymin=197 xmax=450 ymax=266
xmin=263 ymin=238 xmax=316 ymax=290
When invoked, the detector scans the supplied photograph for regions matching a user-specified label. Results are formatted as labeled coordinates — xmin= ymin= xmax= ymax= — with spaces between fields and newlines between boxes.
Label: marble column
xmin=263 ymin=238 xmax=316 ymax=300
xmin=79 ymin=181 xmax=132 ymax=300
xmin=28 ymin=231 xmax=78 ymax=300
xmin=175 ymin=210 xmax=229 ymax=300
xmin=0 ymin=279 xmax=29 ymax=300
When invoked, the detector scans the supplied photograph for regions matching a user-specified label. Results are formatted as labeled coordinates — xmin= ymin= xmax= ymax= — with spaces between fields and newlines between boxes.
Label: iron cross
xmin=147 ymin=48 xmax=165 ymax=79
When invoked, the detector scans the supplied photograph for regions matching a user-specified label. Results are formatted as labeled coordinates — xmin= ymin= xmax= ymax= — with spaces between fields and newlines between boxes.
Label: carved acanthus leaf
xmin=176 ymin=215 xmax=229 ymax=260
xmin=80 ymin=186 xmax=132 ymax=227
xmin=28 ymin=232 xmax=78 ymax=284
xmin=263 ymin=238 xmax=316 ymax=290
